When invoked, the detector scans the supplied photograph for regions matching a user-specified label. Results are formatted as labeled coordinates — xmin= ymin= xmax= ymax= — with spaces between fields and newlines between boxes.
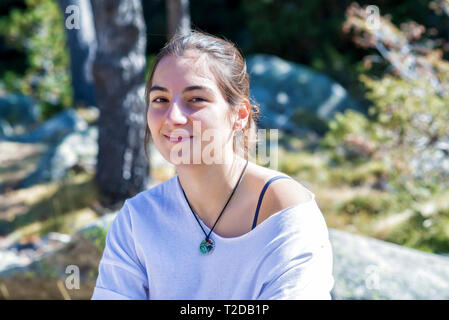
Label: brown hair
xmin=144 ymin=29 xmax=260 ymax=163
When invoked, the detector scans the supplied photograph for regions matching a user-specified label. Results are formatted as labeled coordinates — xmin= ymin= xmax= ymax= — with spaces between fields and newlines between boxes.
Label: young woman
xmin=91 ymin=30 xmax=334 ymax=300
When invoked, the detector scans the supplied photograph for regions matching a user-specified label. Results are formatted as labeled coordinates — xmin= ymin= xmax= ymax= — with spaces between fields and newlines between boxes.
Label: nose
xmin=165 ymin=98 xmax=188 ymax=125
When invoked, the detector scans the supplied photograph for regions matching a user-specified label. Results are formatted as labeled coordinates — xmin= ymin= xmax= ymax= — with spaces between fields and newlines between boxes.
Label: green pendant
xmin=200 ymin=238 xmax=215 ymax=255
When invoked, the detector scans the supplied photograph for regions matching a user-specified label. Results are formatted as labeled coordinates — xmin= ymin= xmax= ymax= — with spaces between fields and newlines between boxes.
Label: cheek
xmin=198 ymin=109 xmax=232 ymax=138
xmin=147 ymin=108 xmax=162 ymax=132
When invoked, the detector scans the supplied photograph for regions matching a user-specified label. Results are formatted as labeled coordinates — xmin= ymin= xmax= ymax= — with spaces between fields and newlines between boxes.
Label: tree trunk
xmin=166 ymin=0 xmax=191 ymax=40
xmin=90 ymin=0 xmax=150 ymax=203
xmin=58 ymin=0 xmax=97 ymax=107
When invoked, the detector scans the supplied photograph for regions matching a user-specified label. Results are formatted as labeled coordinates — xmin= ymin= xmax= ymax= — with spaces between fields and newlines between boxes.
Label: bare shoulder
xmin=268 ymin=176 xmax=313 ymax=207
xmin=248 ymin=163 xmax=313 ymax=225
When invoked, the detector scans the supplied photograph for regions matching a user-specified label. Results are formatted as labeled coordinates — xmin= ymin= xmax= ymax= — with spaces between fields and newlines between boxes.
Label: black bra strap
xmin=251 ymin=175 xmax=292 ymax=230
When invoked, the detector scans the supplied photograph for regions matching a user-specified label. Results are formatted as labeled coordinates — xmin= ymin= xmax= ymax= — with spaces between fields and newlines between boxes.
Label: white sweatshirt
xmin=91 ymin=173 xmax=334 ymax=300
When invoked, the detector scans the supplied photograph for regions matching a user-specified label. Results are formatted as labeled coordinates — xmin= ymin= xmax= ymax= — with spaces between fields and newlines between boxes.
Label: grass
xmin=0 ymin=142 xmax=48 ymax=188
xmin=0 ymin=170 xmax=102 ymax=244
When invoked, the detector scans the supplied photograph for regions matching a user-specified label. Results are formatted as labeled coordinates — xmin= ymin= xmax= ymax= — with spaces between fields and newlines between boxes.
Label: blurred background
xmin=0 ymin=0 xmax=449 ymax=300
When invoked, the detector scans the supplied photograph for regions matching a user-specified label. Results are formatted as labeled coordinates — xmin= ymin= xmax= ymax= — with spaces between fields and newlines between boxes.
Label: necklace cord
xmin=180 ymin=159 xmax=249 ymax=241
xmin=206 ymin=159 xmax=249 ymax=240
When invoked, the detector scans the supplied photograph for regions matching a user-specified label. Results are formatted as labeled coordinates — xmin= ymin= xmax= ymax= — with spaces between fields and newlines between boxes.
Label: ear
xmin=233 ymin=100 xmax=250 ymax=130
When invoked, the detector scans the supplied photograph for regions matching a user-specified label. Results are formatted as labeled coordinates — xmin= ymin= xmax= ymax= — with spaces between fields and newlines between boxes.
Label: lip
xmin=164 ymin=134 xmax=193 ymax=143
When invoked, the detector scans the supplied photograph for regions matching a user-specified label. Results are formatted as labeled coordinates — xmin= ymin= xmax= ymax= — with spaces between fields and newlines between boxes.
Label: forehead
xmin=152 ymin=53 xmax=218 ymax=88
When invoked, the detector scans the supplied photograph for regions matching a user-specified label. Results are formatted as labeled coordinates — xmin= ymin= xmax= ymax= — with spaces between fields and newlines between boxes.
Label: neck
xmin=176 ymin=153 xmax=248 ymax=225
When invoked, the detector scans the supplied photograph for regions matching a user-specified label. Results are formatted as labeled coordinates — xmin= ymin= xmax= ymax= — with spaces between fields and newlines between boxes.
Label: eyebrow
xmin=148 ymin=85 xmax=214 ymax=95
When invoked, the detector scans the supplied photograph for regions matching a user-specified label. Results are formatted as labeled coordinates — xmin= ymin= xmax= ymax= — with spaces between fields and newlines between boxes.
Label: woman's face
xmin=147 ymin=53 xmax=237 ymax=165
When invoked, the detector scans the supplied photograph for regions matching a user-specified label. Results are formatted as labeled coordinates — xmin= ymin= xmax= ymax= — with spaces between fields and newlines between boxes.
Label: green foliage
xmin=339 ymin=193 xmax=396 ymax=216
xmin=321 ymin=72 xmax=449 ymax=198
xmin=0 ymin=0 xmax=72 ymax=120
xmin=278 ymin=150 xmax=329 ymax=183
xmin=81 ymin=227 xmax=108 ymax=252
xmin=236 ymin=0 xmax=445 ymax=95
xmin=240 ymin=0 xmax=361 ymax=85
xmin=35 ymin=259 xmax=59 ymax=278
xmin=362 ymin=75 xmax=448 ymax=192
xmin=328 ymin=160 xmax=389 ymax=187
xmin=386 ymin=207 xmax=449 ymax=254
xmin=24 ymin=270 xmax=36 ymax=278
xmin=321 ymin=110 xmax=370 ymax=148
xmin=362 ymin=75 xmax=448 ymax=139
xmin=320 ymin=109 xmax=380 ymax=164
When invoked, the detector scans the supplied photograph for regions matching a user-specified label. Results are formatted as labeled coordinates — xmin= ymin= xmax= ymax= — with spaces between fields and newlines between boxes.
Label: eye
xmin=152 ymin=97 xmax=168 ymax=103
xmin=189 ymin=97 xmax=207 ymax=103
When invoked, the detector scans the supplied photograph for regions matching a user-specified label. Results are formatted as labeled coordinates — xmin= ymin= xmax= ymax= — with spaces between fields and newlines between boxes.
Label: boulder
xmin=0 ymin=94 xmax=40 ymax=126
xmin=329 ymin=228 xmax=449 ymax=299
xmin=18 ymin=125 xmax=98 ymax=189
xmin=0 ymin=94 xmax=41 ymax=139
xmin=246 ymin=54 xmax=360 ymax=135
xmin=5 ymin=109 xmax=88 ymax=144
xmin=0 ymin=119 xmax=13 ymax=138
xmin=0 ymin=213 xmax=116 ymax=300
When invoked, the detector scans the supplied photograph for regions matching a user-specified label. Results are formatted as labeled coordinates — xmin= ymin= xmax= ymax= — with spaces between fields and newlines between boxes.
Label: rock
xmin=5 ymin=109 xmax=88 ymax=144
xmin=0 ymin=141 xmax=49 ymax=193
xmin=41 ymin=232 xmax=72 ymax=245
xmin=0 ymin=94 xmax=40 ymax=126
xmin=0 ymin=249 xmax=32 ymax=272
xmin=0 ymin=214 xmax=115 ymax=300
xmin=18 ymin=126 xmax=98 ymax=189
xmin=1 ymin=232 xmax=73 ymax=272
xmin=329 ymin=228 xmax=449 ymax=299
xmin=246 ymin=54 xmax=360 ymax=135
xmin=0 ymin=94 xmax=41 ymax=140
xmin=0 ymin=119 xmax=14 ymax=138
xmin=0 ymin=235 xmax=101 ymax=299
